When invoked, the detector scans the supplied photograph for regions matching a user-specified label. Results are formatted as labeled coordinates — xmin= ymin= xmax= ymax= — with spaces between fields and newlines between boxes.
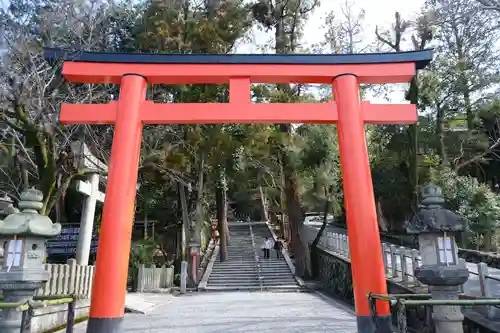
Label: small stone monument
xmin=0 ymin=189 xmax=61 ymax=333
xmin=406 ymin=184 xmax=469 ymax=333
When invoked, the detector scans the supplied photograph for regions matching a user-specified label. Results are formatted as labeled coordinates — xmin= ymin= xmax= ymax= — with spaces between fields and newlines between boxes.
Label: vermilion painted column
xmin=334 ymin=74 xmax=391 ymax=333
xmin=87 ymin=74 xmax=146 ymax=333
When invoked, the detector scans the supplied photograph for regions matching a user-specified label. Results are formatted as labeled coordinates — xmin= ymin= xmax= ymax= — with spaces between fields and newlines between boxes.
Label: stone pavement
xmin=70 ymin=291 xmax=357 ymax=333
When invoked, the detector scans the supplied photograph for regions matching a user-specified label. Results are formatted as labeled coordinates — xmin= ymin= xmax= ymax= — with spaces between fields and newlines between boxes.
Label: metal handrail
xmin=0 ymin=295 xmax=79 ymax=333
xmin=368 ymin=293 xmax=500 ymax=333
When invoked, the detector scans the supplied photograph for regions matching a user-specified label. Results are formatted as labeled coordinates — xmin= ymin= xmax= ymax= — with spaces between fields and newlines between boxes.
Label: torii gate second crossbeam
xmin=44 ymin=47 xmax=433 ymax=333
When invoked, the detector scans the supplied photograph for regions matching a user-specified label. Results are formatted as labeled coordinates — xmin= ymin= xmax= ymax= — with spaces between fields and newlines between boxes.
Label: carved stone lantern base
xmin=415 ymin=265 xmax=469 ymax=286
xmin=0 ymin=278 xmax=47 ymax=333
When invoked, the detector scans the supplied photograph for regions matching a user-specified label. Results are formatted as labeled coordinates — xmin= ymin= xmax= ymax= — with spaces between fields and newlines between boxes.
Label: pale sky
xmin=237 ymin=0 xmax=425 ymax=53
xmin=236 ymin=0 xmax=427 ymax=103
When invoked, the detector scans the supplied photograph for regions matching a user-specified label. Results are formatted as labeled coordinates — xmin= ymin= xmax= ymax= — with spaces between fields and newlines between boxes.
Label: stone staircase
xmin=206 ymin=222 xmax=299 ymax=291
xmin=251 ymin=223 xmax=299 ymax=289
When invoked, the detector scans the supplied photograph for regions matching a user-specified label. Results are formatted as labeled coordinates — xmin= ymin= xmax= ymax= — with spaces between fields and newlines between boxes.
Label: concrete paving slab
xmin=70 ymin=291 xmax=357 ymax=333
xmin=124 ymin=293 xmax=175 ymax=314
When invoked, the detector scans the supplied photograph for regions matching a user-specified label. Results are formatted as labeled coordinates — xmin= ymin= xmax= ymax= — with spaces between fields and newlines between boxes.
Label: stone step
xmin=214 ymin=262 xmax=256 ymax=265
xmin=209 ymin=278 xmax=260 ymax=282
xmin=206 ymin=285 xmax=263 ymax=290
xmin=261 ymin=279 xmax=297 ymax=284
xmin=207 ymin=282 xmax=262 ymax=288
xmin=211 ymin=269 xmax=258 ymax=273
xmin=258 ymin=267 xmax=292 ymax=271
xmin=213 ymin=264 xmax=256 ymax=268
xmin=211 ymin=270 xmax=258 ymax=274
xmin=214 ymin=260 xmax=255 ymax=263
xmin=204 ymin=285 xmax=303 ymax=292
xmin=214 ymin=267 xmax=256 ymax=271
xmin=261 ymin=283 xmax=298 ymax=287
xmin=210 ymin=270 xmax=258 ymax=274
xmin=259 ymin=273 xmax=295 ymax=277
xmin=209 ymin=275 xmax=259 ymax=280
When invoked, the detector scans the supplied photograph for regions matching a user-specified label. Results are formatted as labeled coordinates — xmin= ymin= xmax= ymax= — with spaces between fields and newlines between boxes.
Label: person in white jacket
xmin=262 ymin=237 xmax=274 ymax=259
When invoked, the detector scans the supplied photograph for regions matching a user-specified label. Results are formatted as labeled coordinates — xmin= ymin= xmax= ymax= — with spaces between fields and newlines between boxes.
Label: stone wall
xmin=311 ymin=247 xmax=353 ymax=305
xmin=459 ymin=249 xmax=500 ymax=269
xmin=31 ymin=299 xmax=89 ymax=333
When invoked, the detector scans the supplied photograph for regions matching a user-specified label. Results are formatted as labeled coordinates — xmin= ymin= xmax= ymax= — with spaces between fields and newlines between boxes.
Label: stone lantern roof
xmin=0 ymin=188 xmax=61 ymax=237
xmin=406 ymin=184 xmax=465 ymax=235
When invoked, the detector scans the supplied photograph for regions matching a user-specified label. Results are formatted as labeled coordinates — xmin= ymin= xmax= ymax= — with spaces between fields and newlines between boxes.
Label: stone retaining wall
xmin=459 ymin=249 xmax=500 ymax=269
xmin=32 ymin=299 xmax=89 ymax=333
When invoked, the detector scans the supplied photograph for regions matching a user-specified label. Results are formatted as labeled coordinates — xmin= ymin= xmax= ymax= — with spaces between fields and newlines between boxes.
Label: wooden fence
xmin=137 ymin=264 xmax=174 ymax=292
xmin=36 ymin=259 xmax=94 ymax=298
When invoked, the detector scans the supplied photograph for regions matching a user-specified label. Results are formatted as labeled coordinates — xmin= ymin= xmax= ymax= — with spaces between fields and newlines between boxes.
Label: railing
xmin=318 ymin=231 xmax=500 ymax=319
xmin=137 ymin=264 xmax=174 ymax=292
xmin=35 ymin=259 xmax=95 ymax=298
xmin=0 ymin=295 xmax=80 ymax=333
xmin=368 ymin=293 xmax=500 ymax=333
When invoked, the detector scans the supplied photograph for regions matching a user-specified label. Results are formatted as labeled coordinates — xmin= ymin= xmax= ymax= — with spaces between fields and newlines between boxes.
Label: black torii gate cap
xmin=43 ymin=48 xmax=433 ymax=70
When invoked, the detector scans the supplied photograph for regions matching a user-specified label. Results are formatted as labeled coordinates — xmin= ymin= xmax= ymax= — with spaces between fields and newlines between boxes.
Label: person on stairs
xmin=262 ymin=237 xmax=274 ymax=259
xmin=274 ymin=238 xmax=282 ymax=259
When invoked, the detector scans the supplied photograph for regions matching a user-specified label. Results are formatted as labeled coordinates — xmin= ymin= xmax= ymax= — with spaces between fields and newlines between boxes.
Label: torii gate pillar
xmin=85 ymin=75 xmax=146 ymax=333
xmin=335 ymin=74 xmax=391 ymax=331
xmin=44 ymin=47 xmax=433 ymax=333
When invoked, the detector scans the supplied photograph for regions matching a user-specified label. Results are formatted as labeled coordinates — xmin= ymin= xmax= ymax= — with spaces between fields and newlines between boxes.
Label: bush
xmin=430 ymin=167 xmax=500 ymax=251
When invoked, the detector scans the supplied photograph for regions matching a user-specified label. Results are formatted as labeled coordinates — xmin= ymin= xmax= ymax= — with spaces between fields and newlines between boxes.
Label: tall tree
xmin=0 ymin=0 xmax=134 ymax=216
xmin=375 ymin=11 xmax=433 ymax=212
xmin=252 ymin=0 xmax=320 ymax=278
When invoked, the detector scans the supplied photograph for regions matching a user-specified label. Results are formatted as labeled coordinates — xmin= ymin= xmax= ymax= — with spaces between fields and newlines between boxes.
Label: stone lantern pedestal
xmin=0 ymin=189 xmax=61 ymax=333
xmin=407 ymin=185 xmax=468 ymax=333
xmin=189 ymin=241 xmax=201 ymax=285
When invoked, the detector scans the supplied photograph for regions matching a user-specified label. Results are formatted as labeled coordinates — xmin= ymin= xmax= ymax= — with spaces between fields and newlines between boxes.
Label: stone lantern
xmin=188 ymin=241 xmax=201 ymax=286
xmin=406 ymin=184 xmax=469 ymax=333
xmin=0 ymin=189 xmax=61 ymax=333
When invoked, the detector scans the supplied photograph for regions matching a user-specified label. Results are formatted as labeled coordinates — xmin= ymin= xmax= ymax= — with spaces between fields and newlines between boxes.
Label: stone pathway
xmin=71 ymin=291 xmax=357 ymax=333
xmin=125 ymin=293 xmax=176 ymax=314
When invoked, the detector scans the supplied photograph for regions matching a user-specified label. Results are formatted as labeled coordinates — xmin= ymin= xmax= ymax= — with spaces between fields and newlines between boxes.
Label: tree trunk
xmin=311 ymin=198 xmax=330 ymax=249
xmin=407 ymin=77 xmax=419 ymax=212
xmin=258 ymin=184 xmax=268 ymax=221
xmin=464 ymin=84 xmax=474 ymax=130
xmin=194 ymin=156 xmax=205 ymax=245
xmin=215 ymin=185 xmax=229 ymax=262
xmin=436 ymin=103 xmax=448 ymax=166
xmin=283 ymin=174 xmax=311 ymax=278
xmin=179 ymin=183 xmax=190 ymax=261
xmin=376 ymin=200 xmax=389 ymax=232
xmin=193 ymin=156 xmax=205 ymax=278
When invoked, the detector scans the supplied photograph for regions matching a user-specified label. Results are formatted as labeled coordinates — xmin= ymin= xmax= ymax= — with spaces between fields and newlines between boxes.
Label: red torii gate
xmin=45 ymin=48 xmax=432 ymax=333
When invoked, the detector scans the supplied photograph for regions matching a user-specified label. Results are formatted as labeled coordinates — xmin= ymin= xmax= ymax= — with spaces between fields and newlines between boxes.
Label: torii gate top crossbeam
xmin=44 ymin=48 xmax=432 ymax=85
xmin=44 ymin=48 xmax=433 ymax=125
